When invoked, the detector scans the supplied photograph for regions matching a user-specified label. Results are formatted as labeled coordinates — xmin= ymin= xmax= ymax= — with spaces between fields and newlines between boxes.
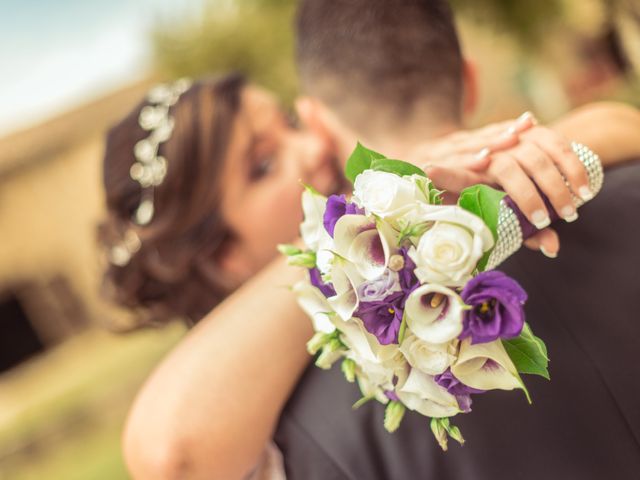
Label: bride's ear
xmin=462 ymin=58 xmax=479 ymax=117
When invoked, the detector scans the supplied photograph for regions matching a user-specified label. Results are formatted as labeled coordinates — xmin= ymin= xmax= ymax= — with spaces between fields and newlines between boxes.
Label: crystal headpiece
xmin=130 ymin=77 xmax=192 ymax=226
xmin=108 ymin=78 xmax=191 ymax=267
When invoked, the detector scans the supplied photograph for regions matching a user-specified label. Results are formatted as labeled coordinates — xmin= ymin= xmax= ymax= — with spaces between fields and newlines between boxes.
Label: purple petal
xmin=309 ymin=267 xmax=336 ymax=298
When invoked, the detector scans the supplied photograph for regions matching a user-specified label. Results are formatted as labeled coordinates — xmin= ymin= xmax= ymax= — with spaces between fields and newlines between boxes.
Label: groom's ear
xmin=461 ymin=58 xmax=479 ymax=117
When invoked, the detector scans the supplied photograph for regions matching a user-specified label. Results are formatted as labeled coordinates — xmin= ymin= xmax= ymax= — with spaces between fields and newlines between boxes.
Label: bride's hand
xmin=409 ymin=112 xmax=590 ymax=258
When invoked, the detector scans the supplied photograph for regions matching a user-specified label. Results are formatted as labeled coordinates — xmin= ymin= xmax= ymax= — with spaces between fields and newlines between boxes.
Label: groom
xmin=274 ymin=0 xmax=640 ymax=478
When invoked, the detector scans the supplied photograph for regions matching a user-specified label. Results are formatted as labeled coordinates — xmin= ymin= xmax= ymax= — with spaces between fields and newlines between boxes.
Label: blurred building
xmin=0 ymin=82 xmax=153 ymax=373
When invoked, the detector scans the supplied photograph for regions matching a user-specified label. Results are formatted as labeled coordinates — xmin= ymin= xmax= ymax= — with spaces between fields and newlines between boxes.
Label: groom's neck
xmin=335 ymin=117 xmax=463 ymax=162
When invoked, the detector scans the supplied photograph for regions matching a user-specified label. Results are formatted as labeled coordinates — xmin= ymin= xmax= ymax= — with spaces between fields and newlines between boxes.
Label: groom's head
xmin=296 ymin=0 xmax=472 ymax=151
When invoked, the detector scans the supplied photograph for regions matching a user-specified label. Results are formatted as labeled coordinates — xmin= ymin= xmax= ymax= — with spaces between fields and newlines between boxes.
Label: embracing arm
xmin=551 ymin=101 xmax=640 ymax=166
xmin=123 ymin=254 xmax=312 ymax=480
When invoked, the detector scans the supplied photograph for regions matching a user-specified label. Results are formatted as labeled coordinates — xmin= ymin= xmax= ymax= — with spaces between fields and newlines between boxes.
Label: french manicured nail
xmin=521 ymin=111 xmax=539 ymax=126
xmin=517 ymin=111 xmax=533 ymax=122
xmin=561 ymin=205 xmax=578 ymax=222
xmin=540 ymin=246 xmax=557 ymax=258
xmin=475 ymin=147 xmax=490 ymax=160
xmin=578 ymin=185 xmax=594 ymax=201
xmin=531 ymin=210 xmax=551 ymax=229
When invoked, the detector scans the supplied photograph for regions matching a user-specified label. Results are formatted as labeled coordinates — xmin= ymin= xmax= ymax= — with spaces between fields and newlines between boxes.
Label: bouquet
xmin=280 ymin=143 xmax=601 ymax=450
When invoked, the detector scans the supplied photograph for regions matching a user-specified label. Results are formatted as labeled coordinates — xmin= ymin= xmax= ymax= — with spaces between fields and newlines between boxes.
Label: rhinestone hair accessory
xmin=130 ymin=77 xmax=192 ymax=226
xmin=485 ymin=142 xmax=604 ymax=270
xmin=107 ymin=78 xmax=191 ymax=267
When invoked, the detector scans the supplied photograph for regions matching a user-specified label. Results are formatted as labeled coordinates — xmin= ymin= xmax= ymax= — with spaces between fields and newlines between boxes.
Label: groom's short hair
xmin=296 ymin=0 xmax=464 ymax=133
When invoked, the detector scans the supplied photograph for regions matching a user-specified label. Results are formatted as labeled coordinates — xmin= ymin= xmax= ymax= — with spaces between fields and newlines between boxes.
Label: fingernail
xmin=540 ymin=246 xmax=558 ymax=258
xmin=578 ymin=185 xmax=594 ymax=201
xmin=531 ymin=210 xmax=551 ymax=229
xmin=517 ymin=111 xmax=533 ymax=122
xmin=474 ymin=147 xmax=490 ymax=160
xmin=519 ymin=111 xmax=539 ymax=126
xmin=560 ymin=205 xmax=577 ymax=222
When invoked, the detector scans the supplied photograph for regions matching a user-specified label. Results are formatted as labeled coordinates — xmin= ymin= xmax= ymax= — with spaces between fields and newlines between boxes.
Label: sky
xmin=0 ymin=0 xmax=204 ymax=136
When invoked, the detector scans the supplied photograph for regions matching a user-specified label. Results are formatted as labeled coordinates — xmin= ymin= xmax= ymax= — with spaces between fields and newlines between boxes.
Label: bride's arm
xmin=550 ymin=102 xmax=640 ymax=166
xmin=123 ymin=254 xmax=311 ymax=480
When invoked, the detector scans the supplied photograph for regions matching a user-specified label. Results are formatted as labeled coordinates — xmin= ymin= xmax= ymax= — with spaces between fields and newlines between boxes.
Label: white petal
xmin=292 ymin=281 xmax=335 ymax=334
xmin=404 ymin=284 xmax=464 ymax=344
xmin=327 ymin=260 xmax=363 ymax=320
xmin=300 ymin=189 xmax=328 ymax=250
xmin=396 ymin=368 xmax=460 ymax=418
xmin=451 ymin=339 xmax=521 ymax=391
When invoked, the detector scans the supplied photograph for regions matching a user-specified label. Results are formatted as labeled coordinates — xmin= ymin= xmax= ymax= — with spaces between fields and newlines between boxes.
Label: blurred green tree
xmin=152 ymin=0 xmax=298 ymax=103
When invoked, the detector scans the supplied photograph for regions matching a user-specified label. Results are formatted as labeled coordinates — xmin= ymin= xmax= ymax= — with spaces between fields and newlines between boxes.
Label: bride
xmin=99 ymin=74 xmax=640 ymax=478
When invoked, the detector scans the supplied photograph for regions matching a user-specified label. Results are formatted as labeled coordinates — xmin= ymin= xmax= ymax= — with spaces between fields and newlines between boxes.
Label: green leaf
xmin=369 ymin=158 xmax=427 ymax=178
xmin=458 ymin=184 xmax=506 ymax=271
xmin=502 ymin=323 xmax=550 ymax=380
xmin=345 ymin=142 xmax=386 ymax=183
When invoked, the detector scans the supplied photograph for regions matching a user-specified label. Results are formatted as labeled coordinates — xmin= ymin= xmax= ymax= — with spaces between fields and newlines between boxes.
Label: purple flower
xmin=355 ymin=248 xmax=420 ymax=345
xmin=323 ymin=194 xmax=363 ymax=237
xmin=356 ymin=290 xmax=405 ymax=345
xmin=309 ymin=267 xmax=336 ymax=298
xmin=459 ymin=270 xmax=527 ymax=344
xmin=435 ymin=368 xmax=484 ymax=413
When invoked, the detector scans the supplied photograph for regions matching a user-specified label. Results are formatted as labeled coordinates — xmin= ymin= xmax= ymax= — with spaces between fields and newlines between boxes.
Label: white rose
xmin=396 ymin=368 xmax=460 ymax=418
xmin=404 ymin=284 xmax=466 ymax=344
xmin=353 ymin=170 xmax=422 ymax=219
xmin=399 ymin=333 xmax=457 ymax=375
xmin=408 ymin=205 xmax=494 ymax=287
xmin=451 ymin=338 xmax=521 ymax=391
xmin=333 ymin=214 xmax=397 ymax=281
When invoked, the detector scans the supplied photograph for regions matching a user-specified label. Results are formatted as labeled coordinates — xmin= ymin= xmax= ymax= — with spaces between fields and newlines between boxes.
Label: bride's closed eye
xmin=247 ymin=135 xmax=279 ymax=182
xmin=250 ymin=154 xmax=275 ymax=180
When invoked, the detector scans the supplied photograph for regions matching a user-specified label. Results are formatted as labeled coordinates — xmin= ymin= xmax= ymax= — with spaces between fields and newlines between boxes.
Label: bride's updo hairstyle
xmin=99 ymin=74 xmax=245 ymax=326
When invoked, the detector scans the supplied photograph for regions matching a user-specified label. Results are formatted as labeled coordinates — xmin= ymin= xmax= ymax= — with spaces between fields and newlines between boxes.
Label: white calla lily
xmin=292 ymin=281 xmax=336 ymax=334
xmin=451 ymin=338 xmax=521 ymax=391
xmin=327 ymin=259 xmax=364 ymax=320
xmin=333 ymin=214 xmax=397 ymax=281
xmin=300 ymin=188 xmax=328 ymax=250
xmin=404 ymin=284 xmax=465 ymax=344
xmin=399 ymin=333 xmax=457 ymax=375
xmin=396 ymin=368 xmax=460 ymax=418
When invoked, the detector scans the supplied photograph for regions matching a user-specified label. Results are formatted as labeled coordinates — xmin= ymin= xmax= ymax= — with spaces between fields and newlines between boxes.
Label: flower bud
xmin=388 ymin=254 xmax=405 ymax=272
xmin=384 ymin=400 xmax=406 ymax=433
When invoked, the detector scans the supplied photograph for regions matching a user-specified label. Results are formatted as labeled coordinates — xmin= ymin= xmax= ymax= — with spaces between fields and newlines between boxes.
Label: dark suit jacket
xmin=274 ymin=162 xmax=640 ymax=480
